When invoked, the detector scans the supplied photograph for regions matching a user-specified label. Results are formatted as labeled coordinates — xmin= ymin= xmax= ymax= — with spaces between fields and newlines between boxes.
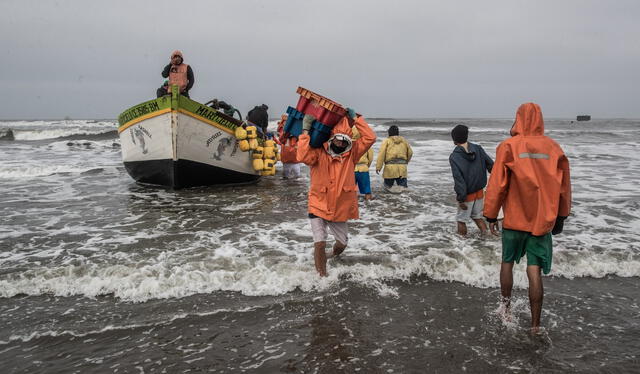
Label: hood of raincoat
xmin=390 ymin=135 xmax=404 ymax=144
xmin=326 ymin=133 xmax=352 ymax=157
xmin=171 ymin=50 xmax=184 ymax=61
xmin=511 ymin=102 xmax=544 ymax=136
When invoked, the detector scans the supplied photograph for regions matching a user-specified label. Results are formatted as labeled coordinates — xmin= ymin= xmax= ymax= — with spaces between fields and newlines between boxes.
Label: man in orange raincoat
xmin=484 ymin=102 xmax=571 ymax=333
xmin=297 ymin=108 xmax=376 ymax=276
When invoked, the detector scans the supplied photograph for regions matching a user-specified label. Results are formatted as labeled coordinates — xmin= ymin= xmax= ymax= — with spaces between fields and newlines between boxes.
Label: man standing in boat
xmin=297 ymin=109 xmax=376 ymax=277
xmin=156 ymin=50 xmax=194 ymax=98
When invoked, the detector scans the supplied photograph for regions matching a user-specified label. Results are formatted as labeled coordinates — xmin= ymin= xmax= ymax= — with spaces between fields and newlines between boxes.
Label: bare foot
xmin=500 ymin=297 xmax=512 ymax=321
xmin=530 ymin=326 xmax=542 ymax=335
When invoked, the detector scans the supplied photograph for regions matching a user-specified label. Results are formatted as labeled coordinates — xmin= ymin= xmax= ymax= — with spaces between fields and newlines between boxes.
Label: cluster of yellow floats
xmin=234 ymin=125 xmax=280 ymax=176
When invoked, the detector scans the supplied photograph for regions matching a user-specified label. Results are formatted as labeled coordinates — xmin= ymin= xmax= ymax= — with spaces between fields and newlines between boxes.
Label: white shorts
xmin=309 ymin=217 xmax=348 ymax=245
xmin=456 ymin=198 xmax=484 ymax=222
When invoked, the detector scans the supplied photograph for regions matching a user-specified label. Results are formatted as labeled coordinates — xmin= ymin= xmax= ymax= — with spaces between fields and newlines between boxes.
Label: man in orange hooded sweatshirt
xmin=297 ymin=108 xmax=376 ymax=277
xmin=484 ymin=102 xmax=571 ymax=333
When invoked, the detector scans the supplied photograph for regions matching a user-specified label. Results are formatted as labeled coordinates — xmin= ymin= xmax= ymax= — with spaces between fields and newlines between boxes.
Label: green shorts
xmin=502 ymin=229 xmax=553 ymax=274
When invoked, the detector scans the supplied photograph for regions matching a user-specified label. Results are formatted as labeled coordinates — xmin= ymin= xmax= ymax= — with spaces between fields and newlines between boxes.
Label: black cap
xmin=388 ymin=125 xmax=399 ymax=136
xmin=451 ymin=125 xmax=468 ymax=144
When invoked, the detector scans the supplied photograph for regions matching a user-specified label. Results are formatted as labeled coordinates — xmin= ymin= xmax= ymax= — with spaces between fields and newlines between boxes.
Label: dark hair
xmin=388 ymin=125 xmax=399 ymax=136
xmin=451 ymin=124 xmax=469 ymax=144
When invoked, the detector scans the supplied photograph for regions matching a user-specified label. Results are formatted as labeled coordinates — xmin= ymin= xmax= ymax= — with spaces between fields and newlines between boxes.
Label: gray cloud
xmin=1 ymin=0 xmax=639 ymax=119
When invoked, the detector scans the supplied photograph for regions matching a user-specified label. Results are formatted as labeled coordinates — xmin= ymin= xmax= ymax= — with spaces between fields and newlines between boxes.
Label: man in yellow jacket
xmin=352 ymin=126 xmax=374 ymax=200
xmin=376 ymin=125 xmax=413 ymax=189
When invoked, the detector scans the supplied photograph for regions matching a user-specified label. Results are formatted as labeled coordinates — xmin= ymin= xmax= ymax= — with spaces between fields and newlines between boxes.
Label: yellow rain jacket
xmin=352 ymin=126 xmax=374 ymax=172
xmin=376 ymin=136 xmax=413 ymax=179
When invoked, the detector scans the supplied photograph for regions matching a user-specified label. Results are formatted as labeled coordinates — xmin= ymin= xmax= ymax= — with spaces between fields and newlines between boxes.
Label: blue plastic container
xmin=309 ymin=121 xmax=332 ymax=148
xmin=284 ymin=106 xmax=304 ymax=137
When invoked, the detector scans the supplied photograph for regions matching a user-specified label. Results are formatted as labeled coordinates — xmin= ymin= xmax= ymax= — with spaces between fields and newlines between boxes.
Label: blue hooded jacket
xmin=449 ymin=142 xmax=494 ymax=202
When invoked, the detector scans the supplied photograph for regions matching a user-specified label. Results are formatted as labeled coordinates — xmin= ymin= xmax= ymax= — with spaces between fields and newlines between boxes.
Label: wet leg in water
xmin=332 ymin=241 xmax=346 ymax=257
xmin=527 ymin=265 xmax=544 ymax=334
xmin=473 ymin=218 xmax=487 ymax=235
xmin=500 ymin=262 xmax=514 ymax=319
xmin=314 ymin=241 xmax=327 ymax=277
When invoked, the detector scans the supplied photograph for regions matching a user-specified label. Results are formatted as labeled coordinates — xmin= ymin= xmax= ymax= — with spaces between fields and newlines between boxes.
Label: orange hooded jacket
xmin=484 ymin=103 xmax=571 ymax=236
xmin=297 ymin=116 xmax=376 ymax=222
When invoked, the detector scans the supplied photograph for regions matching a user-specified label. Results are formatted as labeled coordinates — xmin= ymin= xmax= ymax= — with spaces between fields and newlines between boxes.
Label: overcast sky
xmin=1 ymin=0 xmax=639 ymax=119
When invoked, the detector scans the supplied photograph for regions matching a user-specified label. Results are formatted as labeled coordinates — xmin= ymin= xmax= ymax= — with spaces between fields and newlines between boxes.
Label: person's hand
xmin=346 ymin=107 xmax=357 ymax=120
xmin=302 ymin=114 xmax=315 ymax=132
xmin=489 ymin=221 xmax=500 ymax=236
xmin=551 ymin=216 xmax=566 ymax=235
xmin=458 ymin=202 xmax=468 ymax=210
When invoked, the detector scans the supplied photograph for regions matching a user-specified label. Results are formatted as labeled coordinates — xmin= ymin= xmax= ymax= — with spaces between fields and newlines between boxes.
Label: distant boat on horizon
xmin=576 ymin=115 xmax=591 ymax=121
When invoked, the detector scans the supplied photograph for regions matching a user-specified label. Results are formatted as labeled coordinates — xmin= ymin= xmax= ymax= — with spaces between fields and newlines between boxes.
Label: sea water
xmin=0 ymin=118 xmax=638 ymax=373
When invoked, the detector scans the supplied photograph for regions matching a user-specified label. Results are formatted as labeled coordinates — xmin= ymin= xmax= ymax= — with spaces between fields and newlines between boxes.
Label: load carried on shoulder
xmin=283 ymin=87 xmax=353 ymax=148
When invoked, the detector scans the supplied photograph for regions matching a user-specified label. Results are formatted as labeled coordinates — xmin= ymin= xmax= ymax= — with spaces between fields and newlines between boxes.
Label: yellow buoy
xmin=238 ymin=139 xmax=250 ymax=152
xmin=248 ymin=138 xmax=258 ymax=150
xmin=263 ymin=159 xmax=275 ymax=170
xmin=263 ymin=146 xmax=276 ymax=159
xmin=252 ymin=146 xmax=264 ymax=159
xmin=246 ymin=126 xmax=257 ymax=139
xmin=264 ymin=139 xmax=275 ymax=148
xmin=234 ymin=126 xmax=247 ymax=140
xmin=252 ymin=158 xmax=264 ymax=171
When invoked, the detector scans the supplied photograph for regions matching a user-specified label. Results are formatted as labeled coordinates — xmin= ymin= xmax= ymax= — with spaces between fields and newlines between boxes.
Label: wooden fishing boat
xmin=117 ymin=86 xmax=260 ymax=188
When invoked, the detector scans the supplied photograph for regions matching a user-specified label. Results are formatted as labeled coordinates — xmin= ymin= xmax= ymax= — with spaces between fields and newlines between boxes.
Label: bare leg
xmin=500 ymin=262 xmax=514 ymax=309
xmin=473 ymin=218 xmax=487 ymax=235
xmin=364 ymin=194 xmax=373 ymax=200
xmin=332 ymin=241 xmax=347 ymax=257
xmin=314 ymin=241 xmax=327 ymax=277
xmin=527 ymin=265 xmax=543 ymax=333
xmin=457 ymin=222 xmax=467 ymax=236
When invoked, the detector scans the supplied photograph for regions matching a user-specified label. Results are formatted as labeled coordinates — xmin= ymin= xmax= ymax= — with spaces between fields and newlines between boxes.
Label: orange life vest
xmin=167 ymin=63 xmax=189 ymax=93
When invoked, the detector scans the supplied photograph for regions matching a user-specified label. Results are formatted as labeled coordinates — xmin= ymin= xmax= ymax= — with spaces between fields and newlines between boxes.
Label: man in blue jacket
xmin=449 ymin=125 xmax=494 ymax=236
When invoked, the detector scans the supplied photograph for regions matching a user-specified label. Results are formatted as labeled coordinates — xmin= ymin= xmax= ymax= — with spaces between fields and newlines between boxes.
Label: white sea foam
xmin=1 ymin=119 xmax=116 ymax=140
xmin=0 ymin=165 xmax=97 ymax=179
xmin=0 ymin=119 xmax=638 ymax=302
xmin=11 ymin=128 xmax=114 ymax=141
xmin=1 ymin=210 xmax=638 ymax=302
xmin=0 ymin=306 xmax=247 ymax=345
